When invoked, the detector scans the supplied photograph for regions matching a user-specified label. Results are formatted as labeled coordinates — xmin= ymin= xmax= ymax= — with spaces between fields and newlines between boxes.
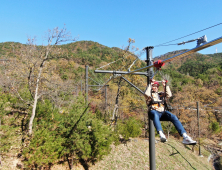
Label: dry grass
xmin=0 ymin=137 xmax=213 ymax=170
xmin=90 ymin=137 xmax=213 ymax=170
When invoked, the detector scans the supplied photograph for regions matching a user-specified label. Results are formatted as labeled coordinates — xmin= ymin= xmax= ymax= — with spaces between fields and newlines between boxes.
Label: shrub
xmin=209 ymin=121 xmax=221 ymax=133
xmin=61 ymin=74 xmax=68 ymax=80
xmin=0 ymin=92 xmax=20 ymax=154
xmin=22 ymin=96 xmax=116 ymax=169
xmin=117 ymin=117 xmax=142 ymax=140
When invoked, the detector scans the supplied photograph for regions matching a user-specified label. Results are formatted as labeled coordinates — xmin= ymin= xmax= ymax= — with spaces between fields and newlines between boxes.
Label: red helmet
xmin=153 ymin=81 xmax=159 ymax=87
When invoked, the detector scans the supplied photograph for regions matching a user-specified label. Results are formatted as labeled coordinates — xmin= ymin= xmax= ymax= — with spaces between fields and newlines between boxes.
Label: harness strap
xmin=148 ymin=99 xmax=165 ymax=110
xmin=151 ymin=101 xmax=164 ymax=107
xmin=148 ymin=92 xmax=169 ymax=112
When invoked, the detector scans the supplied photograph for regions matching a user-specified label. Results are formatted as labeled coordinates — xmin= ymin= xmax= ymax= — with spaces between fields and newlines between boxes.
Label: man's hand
xmin=162 ymin=80 xmax=167 ymax=87
xmin=150 ymin=79 xmax=156 ymax=85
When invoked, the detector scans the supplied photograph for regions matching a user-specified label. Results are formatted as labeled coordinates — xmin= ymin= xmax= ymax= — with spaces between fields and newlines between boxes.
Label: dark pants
xmin=149 ymin=110 xmax=186 ymax=136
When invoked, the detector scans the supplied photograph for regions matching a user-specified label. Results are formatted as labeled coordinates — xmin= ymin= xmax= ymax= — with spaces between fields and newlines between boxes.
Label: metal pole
xmin=81 ymin=80 xmax=82 ymax=92
xmin=88 ymin=85 xmax=105 ymax=87
xmin=197 ymin=102 xmax=202 ymax=156
xmin=94 ymin=70 xmax=148 ymax=75
xmin=85 ymin=65 xmax=88 ymax=105
xmin=122 ymin=76 xmax=144 ymax=94
xmin=105 ymin=85 xmax=107 ymax=111
xmin=0 ymin=118 xmax=1 ymax=166
xmin=76 ymin=85 xmax=78 ymax=96
xmin=145 ymin=46 xmax=156 ymax=170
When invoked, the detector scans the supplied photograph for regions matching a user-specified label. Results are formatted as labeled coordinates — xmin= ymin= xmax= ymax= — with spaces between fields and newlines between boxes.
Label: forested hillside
xmin=0 ymin=37 xmax=221 ymax=169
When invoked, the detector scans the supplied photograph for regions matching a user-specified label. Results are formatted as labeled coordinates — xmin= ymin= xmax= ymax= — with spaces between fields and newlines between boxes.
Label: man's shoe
xmin=160 ymin=135 xmax=167 ymax=143
xmin=182 ymin=136 xmax=197 ymax=145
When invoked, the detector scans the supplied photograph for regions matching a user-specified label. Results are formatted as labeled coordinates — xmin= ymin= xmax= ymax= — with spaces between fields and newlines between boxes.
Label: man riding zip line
xmin=144 ymin=79 xmax=196 ymax=145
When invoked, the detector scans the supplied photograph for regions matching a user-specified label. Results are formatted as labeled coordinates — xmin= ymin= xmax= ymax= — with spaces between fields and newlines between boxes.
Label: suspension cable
xmin=154 ymin=23 xmax=222 ymax=47
xmin=89 ymin=69 xmax=104 ymax=84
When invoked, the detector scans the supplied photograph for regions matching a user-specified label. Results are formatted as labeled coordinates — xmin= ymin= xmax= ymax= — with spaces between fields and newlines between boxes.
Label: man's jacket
xmin=144 ymin=84 xmax=172 ymax=112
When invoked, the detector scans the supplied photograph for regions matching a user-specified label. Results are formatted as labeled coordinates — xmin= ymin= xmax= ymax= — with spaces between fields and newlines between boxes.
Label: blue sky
xmin=0 ymin=0 xmax=222 ymax=59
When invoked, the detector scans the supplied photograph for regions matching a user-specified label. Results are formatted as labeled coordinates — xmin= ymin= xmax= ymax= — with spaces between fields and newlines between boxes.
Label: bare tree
xmin=11 ymin=26 xmax=77 ymax=135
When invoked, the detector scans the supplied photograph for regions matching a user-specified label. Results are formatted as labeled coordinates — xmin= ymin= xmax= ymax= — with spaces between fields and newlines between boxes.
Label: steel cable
xmin=154 ymin=23 xmax=222 ymax=47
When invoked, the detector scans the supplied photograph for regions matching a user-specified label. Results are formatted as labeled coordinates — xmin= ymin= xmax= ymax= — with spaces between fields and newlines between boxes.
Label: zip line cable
xmin=88 ymin=76 xmax=101 ymax=85
xmin=96 ymin=43 xmax=145 ymax=71
xmin=127 ymin=49 xmax=146 ymax=71
xmin=155 ymin=43 xmax=178 ymax=47
xmin=154 ymin=22 xmax=222 ymax=47
xmin=128 ymin=58 xmax=139 ymax=71
xmin=91 ymin=24 xmax=222 ymax=92
xmin=89 ymin=69 xmax=104 ymax=84
xmin=96 ymin=53 xmax=131 ymax=70
xmin=95 ymin=51 xmax=144 ymax=90
xmin=96 ymin=44 xmax=131 ymax=70
xmin=97 ymin=51 xmax=144 ymax=72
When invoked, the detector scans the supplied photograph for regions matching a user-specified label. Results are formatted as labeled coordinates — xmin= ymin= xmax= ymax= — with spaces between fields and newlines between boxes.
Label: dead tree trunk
xmin=112 ymin=78 xmax=122 ymax=125
xmin=28 ymin=59 xmax=45 ymax=135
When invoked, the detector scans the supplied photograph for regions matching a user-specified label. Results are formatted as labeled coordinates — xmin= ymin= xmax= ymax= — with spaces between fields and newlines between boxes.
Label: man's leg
xmin=161 ymin=111 xmax=186 ymax=136
xmin=149 ymin=110 xmax=162 ymax=132
xmin=149 ymin=110 xmax=167 ymax=142
xmin=161 ymin=111 xmax=196 ymax=145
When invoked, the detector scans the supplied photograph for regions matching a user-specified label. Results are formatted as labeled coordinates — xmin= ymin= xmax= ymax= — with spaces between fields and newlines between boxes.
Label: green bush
xmin=61 ymin=74 xmax=68 ymax=80
xmin=161 ymin=122 xmax=177 ymax=136
xmin=209 ymin=121 xmax=221 ymax=133
xmin=22 ymin=96 xmax=116 ymax=169
xmin=117 ymin=117 xmax=142 ymax=140
xmin=0 ymin=92 xmax=20 ymax=154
